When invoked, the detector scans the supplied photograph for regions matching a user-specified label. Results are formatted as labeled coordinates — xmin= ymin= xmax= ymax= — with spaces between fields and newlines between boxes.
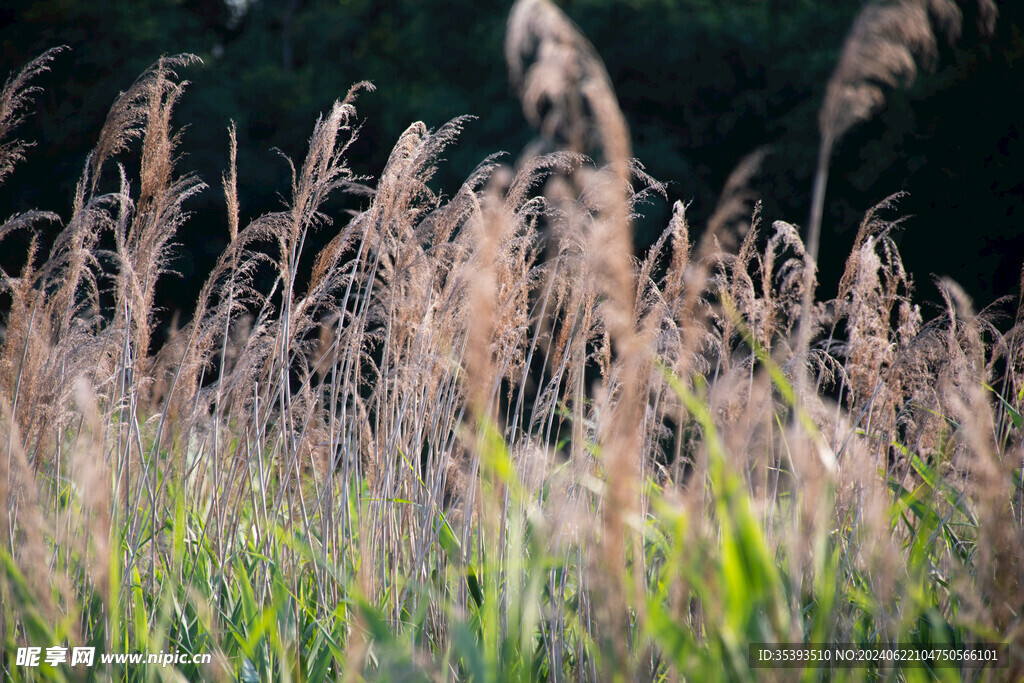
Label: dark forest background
xmin=2 ymin=0 xmax=1023 ymax=337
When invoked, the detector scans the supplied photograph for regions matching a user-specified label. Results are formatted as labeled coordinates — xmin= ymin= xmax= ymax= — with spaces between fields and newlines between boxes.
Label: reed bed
xmin=1 ymin=1 xmax=1021 ymax=680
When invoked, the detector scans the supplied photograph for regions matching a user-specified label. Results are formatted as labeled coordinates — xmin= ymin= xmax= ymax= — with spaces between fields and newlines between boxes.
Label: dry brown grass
xmin=803 ymin=0 xmax=999 ymax=370
xmin=0 ymin=1 xmax=1021 ymax=678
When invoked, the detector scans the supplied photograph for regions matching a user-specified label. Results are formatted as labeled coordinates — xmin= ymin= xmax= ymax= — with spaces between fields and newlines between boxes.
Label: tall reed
xmin=0 ymin=2 xmax=1021 ymax=680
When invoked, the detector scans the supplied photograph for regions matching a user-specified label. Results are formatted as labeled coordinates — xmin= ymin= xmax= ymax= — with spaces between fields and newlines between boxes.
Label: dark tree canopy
xmin=1 ymin=0 xmax=1022 ymax=324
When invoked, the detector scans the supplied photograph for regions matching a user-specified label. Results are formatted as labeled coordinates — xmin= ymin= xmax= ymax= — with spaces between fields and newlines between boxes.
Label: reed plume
xmin=0 ymin=4 xmax=1021 ymax=679
xmin=801 ymin=0 xmax=997 ymax=361
xmin=0 ymin=47 xmax=65 ymax=185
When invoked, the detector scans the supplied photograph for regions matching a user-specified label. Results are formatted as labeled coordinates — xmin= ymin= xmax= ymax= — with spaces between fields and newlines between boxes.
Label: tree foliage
xmin=0 ymin=0 xmax=1021 ymax=317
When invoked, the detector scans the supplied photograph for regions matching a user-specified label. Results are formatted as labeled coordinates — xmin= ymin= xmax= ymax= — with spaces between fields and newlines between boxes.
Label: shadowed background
xmin=1 ymin=0 xmax=1022 ymax=332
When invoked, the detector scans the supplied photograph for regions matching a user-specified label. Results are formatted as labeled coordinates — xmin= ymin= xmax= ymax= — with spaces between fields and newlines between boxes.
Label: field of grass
xmin=1 ymin=0 xmax=1021 ymax=680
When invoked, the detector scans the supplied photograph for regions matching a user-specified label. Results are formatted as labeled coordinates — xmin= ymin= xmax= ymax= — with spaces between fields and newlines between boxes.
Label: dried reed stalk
xmin=801 ymin=0 xmax=997 ymax=364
